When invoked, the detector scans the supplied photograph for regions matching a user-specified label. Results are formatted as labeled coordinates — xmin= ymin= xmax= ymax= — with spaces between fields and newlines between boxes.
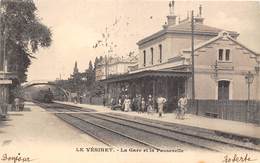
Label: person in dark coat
xmin=136 ymin=94 xmax=142 ymax=113
xmin=102 ymin=96 xmax=106 ymax=106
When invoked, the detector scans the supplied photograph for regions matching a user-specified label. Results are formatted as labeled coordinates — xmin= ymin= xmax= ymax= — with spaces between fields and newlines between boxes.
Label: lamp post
xmin=245 ymin=71 xmax=254 ymax=122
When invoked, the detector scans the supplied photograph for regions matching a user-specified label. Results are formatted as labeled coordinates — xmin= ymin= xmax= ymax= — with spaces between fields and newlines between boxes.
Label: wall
xmin=256 ymin=66 xmax=260 ymax=100
xmin=96 ymin=61 xmax=136 ymax=81
xmin=138 ymin=33 xmax=214 ymax=69
xmin=194 ymin=37 xmax=259 ymax=100
xmin=82 ymin=96 xmax=103 ymax=105
xmin=194 ymin=73 xmax=216 ymax=99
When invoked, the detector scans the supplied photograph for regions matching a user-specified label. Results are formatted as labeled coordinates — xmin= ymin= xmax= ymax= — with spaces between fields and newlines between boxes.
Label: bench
xmin=205 ymin=112 xmax=218 ymax=118
xmin=111 ymin=104 xmax=122 ymax=111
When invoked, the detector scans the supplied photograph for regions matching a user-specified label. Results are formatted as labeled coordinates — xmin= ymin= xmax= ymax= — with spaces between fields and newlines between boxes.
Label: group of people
xmin=111 ymin=94 xmax=188 ymax=119
xmin=111 ymin=94 xmax=167 ymax=117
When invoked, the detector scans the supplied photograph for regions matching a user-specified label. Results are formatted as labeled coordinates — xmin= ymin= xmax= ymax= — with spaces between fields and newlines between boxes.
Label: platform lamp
xmin=245 ymin=71 xmax=254 ymax=122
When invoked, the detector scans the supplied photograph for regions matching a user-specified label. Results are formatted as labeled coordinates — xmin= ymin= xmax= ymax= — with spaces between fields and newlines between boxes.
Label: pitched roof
xmin=169 ymin=22 xmax=238 ymax=35
xmin=182 ymin=31 xmax=259 ymax=57
xmin=137 ymin=22 xmax=239 ymax=45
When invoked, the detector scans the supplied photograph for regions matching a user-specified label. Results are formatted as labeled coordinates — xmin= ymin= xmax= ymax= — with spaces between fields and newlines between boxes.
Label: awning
xmin=100 ymin=70 xmax=191 ymax=83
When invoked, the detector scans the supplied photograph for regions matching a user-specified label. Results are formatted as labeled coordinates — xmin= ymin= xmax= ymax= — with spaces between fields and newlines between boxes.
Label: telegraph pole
xmin=191 ymin=10 xmax=196 ymax=113
xmin=0 ymin=0 xmax=7 ymax=74
xmin=0 ymin=0 xmax=4 ymax=71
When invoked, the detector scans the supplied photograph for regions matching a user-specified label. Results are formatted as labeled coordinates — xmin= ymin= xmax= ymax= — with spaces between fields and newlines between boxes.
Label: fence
xmin=188 ymin=100 xmax=260 ymax=123
xmin=82 ymin=96 xmax=103 ymax=105
xmin=0 ymin=103 xmax=8 ymax=118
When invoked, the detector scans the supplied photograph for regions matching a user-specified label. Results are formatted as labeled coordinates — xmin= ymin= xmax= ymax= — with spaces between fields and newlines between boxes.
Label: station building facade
xmin=101 ymin=4 xmax=260 ymax=122
xmin=95 ymin=56 xmax=137 ymax=81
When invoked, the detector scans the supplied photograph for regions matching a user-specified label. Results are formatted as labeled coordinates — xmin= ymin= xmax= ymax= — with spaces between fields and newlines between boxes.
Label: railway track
xmin=97 ymin=113 xmax=260 ymax=152
xmin=35 ymin=101 xmax=260 ymax=153
xmin=34 ymin=101 xmax=95 ymax=112
xmin=56 ymin=113 xmax=170 ymax=150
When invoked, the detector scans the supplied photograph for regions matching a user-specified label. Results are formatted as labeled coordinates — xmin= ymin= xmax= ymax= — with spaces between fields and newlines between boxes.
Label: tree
xmin=73 ymin=61 xmax=79 ymax=75
xmin=86 ymin=60 xmax=95 ymax=87
xmin=88 ymin=60 xmax=93 ymax=72
xmin=94 ymin=57 xmax=99 ymax=69
xmin=0 ymin=0 xmax=52 ymax=83
xmin=99 ymin=56 xmax=103 ymax=63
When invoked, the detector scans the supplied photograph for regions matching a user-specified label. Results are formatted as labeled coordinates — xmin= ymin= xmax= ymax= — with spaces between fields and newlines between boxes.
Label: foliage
xmin=56 ymin=56 xmax=105 ymax=97
xmin=0 ymin=0 xmax=52 ymax=83
xmin=86 ymin=60 xmax=94 ymax=87
xmin=88 ymin=60 xmax=93 ymax=71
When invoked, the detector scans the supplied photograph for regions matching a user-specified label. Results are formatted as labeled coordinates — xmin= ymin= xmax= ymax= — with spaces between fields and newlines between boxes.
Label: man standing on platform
xmin=178 ymin=94 xmax=188 ymax=119
xmin=14 ymin=97 xmax=20 ymax=111
xmin=157 ymin=95 xmax=167 ymax=117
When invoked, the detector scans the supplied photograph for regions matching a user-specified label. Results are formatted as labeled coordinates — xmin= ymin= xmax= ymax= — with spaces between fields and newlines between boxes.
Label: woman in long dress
xmin=124 ymin=96 xmax=131 ymax=112
xmin=147 ymin=95 xmax=153 ymax=114
xmin=141 ymin=97 xmax=146 ymax=113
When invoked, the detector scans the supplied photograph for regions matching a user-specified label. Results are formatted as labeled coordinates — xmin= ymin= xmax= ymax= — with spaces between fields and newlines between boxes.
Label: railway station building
xmin=101 ymin=3 xmax=260 ymax=123
xmin=95 ymin=56 xmax=137 ymax=81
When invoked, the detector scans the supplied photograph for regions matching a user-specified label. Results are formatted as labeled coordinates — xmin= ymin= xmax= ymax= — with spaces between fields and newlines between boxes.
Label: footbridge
xmin=21 ymin=80 xmax=72 ymax=100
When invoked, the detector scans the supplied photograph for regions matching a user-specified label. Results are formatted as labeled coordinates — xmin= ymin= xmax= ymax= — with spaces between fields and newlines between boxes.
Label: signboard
xmin=0 ymin=80 xmax=12 ymax=84
xmin=71 ymin=93 xmax=78 ymax=97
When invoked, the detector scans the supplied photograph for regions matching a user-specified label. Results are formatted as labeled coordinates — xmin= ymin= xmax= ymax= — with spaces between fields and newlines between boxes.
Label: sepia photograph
xmin=0 ymin=0 xmax=260 ymax=162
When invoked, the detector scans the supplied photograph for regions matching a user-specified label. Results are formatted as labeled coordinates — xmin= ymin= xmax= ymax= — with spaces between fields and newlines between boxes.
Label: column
xmin=165 ymin=77 xmax=169 ymax=112
xmin=152 ymin=77 xmax=156 ymax=110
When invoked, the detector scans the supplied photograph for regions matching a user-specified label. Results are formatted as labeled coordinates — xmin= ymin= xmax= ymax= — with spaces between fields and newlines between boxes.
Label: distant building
xmin=102 ymin=2 xmax=260 ymax=123
xmin=95 ymin=56 xmax=137 ymax=81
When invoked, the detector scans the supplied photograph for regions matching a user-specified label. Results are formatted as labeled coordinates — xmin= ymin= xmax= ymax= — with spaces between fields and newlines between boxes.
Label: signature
xmin=1 ymin=153 xmax=33 ymax=163
xmin=223 ymin=154 xmax=257 ymax=163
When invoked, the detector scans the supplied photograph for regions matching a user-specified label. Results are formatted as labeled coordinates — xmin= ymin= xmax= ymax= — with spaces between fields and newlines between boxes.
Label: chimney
xmin=167 ymin=15 xmax=177 ymax=26
xmin=194 ymin=5 xmax=204 ymax=24
xmin=166 ymin=0 xmax=177 ymax=26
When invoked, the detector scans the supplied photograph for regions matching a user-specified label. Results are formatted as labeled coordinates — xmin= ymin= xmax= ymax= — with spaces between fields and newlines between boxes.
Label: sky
xmin=27 ymin=0 xmax=260 ymax=81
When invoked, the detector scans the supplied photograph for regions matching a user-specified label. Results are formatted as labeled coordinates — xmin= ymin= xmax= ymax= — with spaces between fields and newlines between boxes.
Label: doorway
xmin=218 ymin=80 xmax=230 ymax=100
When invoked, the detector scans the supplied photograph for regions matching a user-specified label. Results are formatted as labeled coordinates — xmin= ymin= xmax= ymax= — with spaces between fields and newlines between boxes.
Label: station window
xmin=225 ymin=49 xmax=230 ymax=61
xmin=218 ymin=49 xmax=231 ymax=62
xmin=218 ymin=49 xmax=223 ymax=61
xmin=143 ymin=50 xmax=146 ymax=66
xmin=159 ymin=44 xmax=162 ymax=63
xmin=151 ymin=47 xmax=154 ymax=65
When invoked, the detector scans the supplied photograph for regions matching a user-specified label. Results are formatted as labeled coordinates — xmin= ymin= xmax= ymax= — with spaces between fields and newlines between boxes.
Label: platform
xmin=56 ymin=101 xmax=260 ymax=140
xmin=0 ymin=102 xmax=104 ymax=149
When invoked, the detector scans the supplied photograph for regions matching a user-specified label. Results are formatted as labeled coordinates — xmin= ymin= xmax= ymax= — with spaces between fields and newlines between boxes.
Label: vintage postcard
xmin=0 ymin=0 xmax=260 ymax=163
